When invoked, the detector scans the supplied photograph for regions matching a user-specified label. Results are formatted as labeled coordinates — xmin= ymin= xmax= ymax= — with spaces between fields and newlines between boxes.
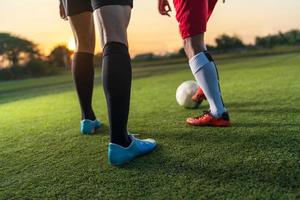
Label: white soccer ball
xmin=176 ymin=80 xmax=200 ymax=108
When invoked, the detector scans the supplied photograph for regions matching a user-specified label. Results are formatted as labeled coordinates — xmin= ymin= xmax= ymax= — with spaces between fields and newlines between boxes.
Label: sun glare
xmin=67 ymin=38 xmax=76 ymax=51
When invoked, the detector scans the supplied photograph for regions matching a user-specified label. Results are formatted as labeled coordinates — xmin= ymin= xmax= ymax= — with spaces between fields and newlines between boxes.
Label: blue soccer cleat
xmin=94 ymin=119 xmax=101 ymax=129
xmin=108 ymin=134 xmax=157 ymax=166
xmin=80 ymin=119 xmax=102 ymax=135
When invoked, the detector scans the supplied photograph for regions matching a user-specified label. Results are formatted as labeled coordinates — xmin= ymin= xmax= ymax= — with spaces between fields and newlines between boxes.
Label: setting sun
xmin=67 ymin=38 xmax=76 ymax=52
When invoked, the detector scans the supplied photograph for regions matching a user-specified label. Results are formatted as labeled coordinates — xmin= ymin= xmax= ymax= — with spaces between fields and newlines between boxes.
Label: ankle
xmin=111 ymin=135 xmax=132 ymax=148
xmin=82 ymin=111 xmax=96 ymax=121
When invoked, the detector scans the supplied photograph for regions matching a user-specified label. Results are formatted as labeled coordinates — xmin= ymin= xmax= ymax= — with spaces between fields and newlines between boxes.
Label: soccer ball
xmin=176 ymin=80 xmax=200 ymax=108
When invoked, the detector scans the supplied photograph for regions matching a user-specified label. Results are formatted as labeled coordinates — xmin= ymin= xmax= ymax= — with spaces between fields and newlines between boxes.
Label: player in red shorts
xmin=158 ymin=0 xmax=230 ymax=127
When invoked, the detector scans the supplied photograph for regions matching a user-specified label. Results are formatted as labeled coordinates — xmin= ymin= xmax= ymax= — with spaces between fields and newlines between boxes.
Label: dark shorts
xmin=61 ymin=0 xmax=133 ymax=16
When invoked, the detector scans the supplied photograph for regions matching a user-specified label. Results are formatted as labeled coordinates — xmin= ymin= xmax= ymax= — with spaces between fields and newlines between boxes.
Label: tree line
xmin=214 ymin=29 xmax=300 ymax=50
xmin=0 ymin=33 xmax=72 ymax=81
xmin=133 ymin=29 xmax=300 ymax=61
xmin=1 ymin=29 xmax=300 ymax=80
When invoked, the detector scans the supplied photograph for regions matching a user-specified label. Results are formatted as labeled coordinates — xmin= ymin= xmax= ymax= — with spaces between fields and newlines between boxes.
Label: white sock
xmin=189 ymin=52 xmax=226 ymax=118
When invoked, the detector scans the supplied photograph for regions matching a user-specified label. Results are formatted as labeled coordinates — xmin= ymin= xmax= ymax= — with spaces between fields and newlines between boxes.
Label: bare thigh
xmin=94 ymin=5 xmax=131 ymax=46
xmin=68 ymin=12 xmax=95 ymax=53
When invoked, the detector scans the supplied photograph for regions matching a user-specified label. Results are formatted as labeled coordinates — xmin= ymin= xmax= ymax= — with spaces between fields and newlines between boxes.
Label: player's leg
xmin=184 ymin=35 xmax=207 ymax=104
xmin=61 ymin=0 xmax=101 ymax=134
xmin=93 ymin=4 xmax=156 ymax=165
xmin=69 ymin=12 xmax=96 ymax=121
xmin=185 ymin=34 xmax=230 ymax=126
xmin=185 ymin=34 xmax=225 ymax=115
xmin=174 ymin=0 xmax=230 ymax=126
xmin=95 ymin=6 xmax=131 ymax=148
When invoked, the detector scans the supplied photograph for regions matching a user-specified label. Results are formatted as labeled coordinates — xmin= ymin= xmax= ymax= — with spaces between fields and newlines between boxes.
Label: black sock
xmin=102 ymin=42 xmax=131 ymax=147
xmin=72 ymin=52 xmax=96 ymax=120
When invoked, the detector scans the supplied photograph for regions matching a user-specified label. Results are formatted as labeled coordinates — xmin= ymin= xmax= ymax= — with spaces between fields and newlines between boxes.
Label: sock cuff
xmin=103 ymin=42 xmax=129 ymax=57
xmin=189 ymin=51 xmax=214 ymax=75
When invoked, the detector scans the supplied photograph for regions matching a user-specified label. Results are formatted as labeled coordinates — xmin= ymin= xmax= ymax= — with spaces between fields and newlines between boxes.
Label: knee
xmin=183 ymin=37 xmax=206 ymax=59
xmin=102 ymin=26 xmax=128 ymax=46
xmin=183 ymin=39 xmax=194 ymax=59
xmin=76 ymin=37 xmax=95 ymax=54
xmin=103 ymin=33 xmax=127 ymax=47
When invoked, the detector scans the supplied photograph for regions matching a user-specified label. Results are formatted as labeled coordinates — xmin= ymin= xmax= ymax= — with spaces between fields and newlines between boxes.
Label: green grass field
xmin=1 ymin=53 xmax=300 ymax=199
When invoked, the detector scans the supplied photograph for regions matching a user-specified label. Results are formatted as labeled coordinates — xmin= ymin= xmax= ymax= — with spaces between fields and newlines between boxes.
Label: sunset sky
xmin=1 ymin=0 xmax=300 ymax=55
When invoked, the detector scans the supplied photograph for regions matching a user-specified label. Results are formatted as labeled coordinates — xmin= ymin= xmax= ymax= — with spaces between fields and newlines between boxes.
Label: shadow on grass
xmin=0 ymin=82 xmax=75 ymax=104
xmin=93 ymin=123 xmax=110 ymax=136
xmin=113 ymin=100 xmax=300 ymax=187
xmin=119 ymin=130 xmax=300 ymax=190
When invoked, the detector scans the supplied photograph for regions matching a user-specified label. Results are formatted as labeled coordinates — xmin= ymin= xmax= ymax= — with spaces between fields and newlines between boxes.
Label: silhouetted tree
xmin=256 ymin=30 xmax=300 ymax=48
xmin=178 ymin=48 xmax=185 ymax=57
xmin=133 ymin=53 xmax=155 ymax=61
xmin=285 ymin=30 xmax=300 ymax=45
xmin=48 ymin=45 xmax=72 ymax=68
xmin=0 ymin=33 xmax=39 ymax=66
xmin=215 ymin=34 xmax=245 ymax=50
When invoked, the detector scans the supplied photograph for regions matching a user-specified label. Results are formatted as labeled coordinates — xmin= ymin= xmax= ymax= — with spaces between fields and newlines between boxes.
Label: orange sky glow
xmin=1 ymin=0 xmax=300 ymax=56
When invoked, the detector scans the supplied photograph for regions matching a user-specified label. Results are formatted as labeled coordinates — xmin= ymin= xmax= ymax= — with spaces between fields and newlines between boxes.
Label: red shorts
xmin=173 ymin=0 xmax=218 ymax=39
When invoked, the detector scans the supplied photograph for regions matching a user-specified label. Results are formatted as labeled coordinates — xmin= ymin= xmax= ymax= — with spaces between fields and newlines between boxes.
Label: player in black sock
xmin=102 ymin=42 xmax=132 ymax=147
xmin=60 ymin=0 xmax=156 ymax=165
xmin=60 ymin=0 xmax=101 ymax=134
xmin=72 ymin=52 xmax=96 ymax=120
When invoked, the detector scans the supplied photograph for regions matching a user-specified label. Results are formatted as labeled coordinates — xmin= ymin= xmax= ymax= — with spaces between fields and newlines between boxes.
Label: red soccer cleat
xmin=192 ymin=87 xmax=206 ymax=104
xmin=186 ymin=111 xmax=231 ymax=127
